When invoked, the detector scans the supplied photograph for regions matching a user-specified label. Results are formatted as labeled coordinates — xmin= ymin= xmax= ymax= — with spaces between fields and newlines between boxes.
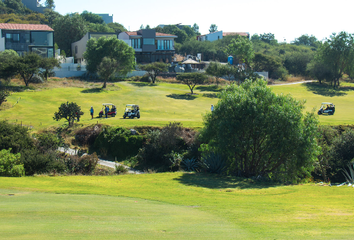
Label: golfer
xmin=90 ymin=106 xmax=94 ymax=119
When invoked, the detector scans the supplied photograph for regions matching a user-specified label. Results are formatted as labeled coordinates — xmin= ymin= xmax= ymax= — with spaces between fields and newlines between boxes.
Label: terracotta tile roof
xmin=223 ymin=32 xmax=249 ymax=37
xmin=125 ymin=31 xmax=177 ymax=37
xmin=0 ymin=23 xmax=53 ymax=31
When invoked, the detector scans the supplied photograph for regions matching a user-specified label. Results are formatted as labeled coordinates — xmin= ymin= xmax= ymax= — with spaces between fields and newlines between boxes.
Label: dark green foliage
xmin=176 ymin=72 xmax=208 ymax=94
xmin=53 ymin=102 xmax=84 ymax=127
xmin=65 ymin=153 xmax=98 ymax=174
xmin=52 ymin=14 xmax=88 ymax=56
xmin=3 ymin=0 xmax=28 ymax=14
xmin=200 ymin=79 xmax=320 ymax=182
xmin=139 ymin=62 xmax=169 ymax=84
xmin=75 ymin=124 xmax=103 ymax=146
xmin=0 ymin=148 xmax=25 ymax=177
xmin=39 ymin=57 xmax=60 ymax=81
xmin=15 ymin=52 xmax=42 ymax=87
xmin=0 ymin=121 xmax=34 ymax=153
xmin=253 ymin=53 xmax=284 ymax=79
xmin=115 ymin=164 xmax=128 ymax=174
xmin=36 ymin=132 xmax=61 ymax=152
xmin=202 ymin=153 xmax=226 ymax=174
xmin=284 ymin=51 xmax=313 ymax=76
xmin=80 ymin=10 xmax=104 ymax=24
xmin=342 ymin=163 xmax=354 ymax=183
xmin=94 ymin=127 xmax=144 ymax=160
xmin=181 ymin=157 xmax=199 ymax=172
xmin=292 ymin=34 xmax=320 ymax=49
xmin=0 ymin=90 xmax=10 ymax=106
xmin=0 ymin=49 xmax=19 ymax=82
xmin=84 ymin=37 xmax=135 ymax=75
xmin=107 ymin=22 xmax=127 ymax=34
xmin=136 ymin=122 xmax=196 ymax=171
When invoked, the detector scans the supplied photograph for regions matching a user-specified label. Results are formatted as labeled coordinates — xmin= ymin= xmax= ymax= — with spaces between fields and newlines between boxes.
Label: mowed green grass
xmin=1 ymin=81 xmax=218 ymax=130
xmin=3 ymin=80 xmax=354 ymax=131
xmin=1 ymin=173 xmax=354 ymax=239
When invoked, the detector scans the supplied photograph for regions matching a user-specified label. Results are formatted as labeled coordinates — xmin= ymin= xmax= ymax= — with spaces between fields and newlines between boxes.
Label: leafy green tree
xmin=206 ymin=61 xmax=225 ymax=85
xmin=209 ymin=24 xmax=218 ymax=33
xmin=200 ymin=79 xmax=320 ymax=182
xmin=0 ymin=90 xmax=10 ymax=106
xmin=192 ymin=23 xmax=200 ymax=35
xmin=176 ymin=72 xmax=208 ymax=94
xmin=84 ymin=37 xmax=135 ymax=75
xmin=307 ymin=60 xmax=333 ymax=84
xmin=80 ymin=10 xmax=104 ymax=24
xmin=107 ymin=22 xmax=126 ymax=34
xmin=292 ymin=34 xmax=320 ymax=49
xmin=0 ymin=49 xmax=19 ymax=83
xmin=139 ymin=62 xmax=169 ymax=84
xmin=39 ymin=57 xmax=60 ymax=81
xmin=3 ymin=0 xmax=27 ymax=14
xmin=52 ymin=14 xmax=88 ymax=56
xmin=0 ymin=148 xmax=24 ymax=177
xmin=53 ymin=102 xmax=84 ymax=127
xmin=260 ymin=33 xmax=278 ymax=45
xmin=225 ymin=35 xmax=254 ymax=68
xmin=15 ymin=52 xmax=42 ymax=87
xmin=284 ymin=51 xmax=313 ymax=76
xmin=253 ymin=53 xmax=283 ymax=79
xmin=155 ymin=25 xmax=188 ymax=44
xmin=45 ymin=0 xmax=55 ymax=9
xmin=87 ymin=23 xmax=114 ymax=33
xmin=97 ymin=57 xmax=119 ymax=88
xmin=43 ymin=8 xmax=61 ymax=26
xmin=0 ymin=120 xmax=34 ymax=153
xmin=313 ymin=32 xmax=354 ymax=87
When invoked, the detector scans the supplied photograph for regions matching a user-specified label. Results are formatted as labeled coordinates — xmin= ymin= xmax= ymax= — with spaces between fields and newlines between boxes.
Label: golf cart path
xmin=57 ymin=147 xmax=143 ymax=174
xmin=271 ymin=80 xmax=315 ymax=86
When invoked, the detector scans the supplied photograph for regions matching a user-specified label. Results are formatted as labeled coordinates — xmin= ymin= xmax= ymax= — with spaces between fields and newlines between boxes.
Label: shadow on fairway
xmin=304 ymin=82 xmax=347 ymax=97
xmin=166 ymin=94 xmax=197 ymax=100
xmin=0 ymin=85 xmax=31 ymax=92
xmin=202 ymin=93 xmax=219 ymax=98
xmin=129 ymin=82 xmax=157 ymax=87
xmin=196 ymin=85 xmax=222 ymax=92
xmin=174 ymin=173 xmax=279 ymax=189
xmin=81 ymin=87 xmax=105 ymax=93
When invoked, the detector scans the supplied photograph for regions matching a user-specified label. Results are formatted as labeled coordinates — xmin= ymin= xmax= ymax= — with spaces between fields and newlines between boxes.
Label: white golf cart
xmin=123 ymin=104 xmax=140 ymax=119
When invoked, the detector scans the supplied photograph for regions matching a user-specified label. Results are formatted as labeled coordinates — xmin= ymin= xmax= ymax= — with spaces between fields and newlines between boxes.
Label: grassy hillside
xmin=1 ymin=79 xmax=354 ymax=131
xmin=1 ymin=173 xmax=354 ymax=239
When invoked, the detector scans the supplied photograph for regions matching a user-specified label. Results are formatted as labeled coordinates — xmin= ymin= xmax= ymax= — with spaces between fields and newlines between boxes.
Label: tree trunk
xmin=103 ymin=79 xmax=107 ymax=88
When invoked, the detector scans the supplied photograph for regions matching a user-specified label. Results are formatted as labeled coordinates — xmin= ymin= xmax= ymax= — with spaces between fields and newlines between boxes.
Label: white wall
xmin=71 ymin=33 xmax=89 ymax=61
xmin=0 ymin=31 xmax=5 ymax=52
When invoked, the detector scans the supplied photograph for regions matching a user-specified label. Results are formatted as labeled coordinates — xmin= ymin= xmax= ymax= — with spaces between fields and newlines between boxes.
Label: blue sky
xmin=52 ymin=0 xmax=353 ymax=43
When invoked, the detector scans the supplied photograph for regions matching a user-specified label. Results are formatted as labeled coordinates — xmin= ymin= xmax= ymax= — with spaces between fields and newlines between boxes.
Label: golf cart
xmin=318 ymin=102 xmax=335 ymax=115
xmin=99 ymin=103 xmax=117 ymax=118
xmin=123 ymin=104 xmax=140 ymax=119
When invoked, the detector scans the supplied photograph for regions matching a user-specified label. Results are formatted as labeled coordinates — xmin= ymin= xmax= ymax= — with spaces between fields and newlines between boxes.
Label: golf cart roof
xmin=321 ymin=102 xmax=334 ymax=105
xmin=126 ymin=104 xmax=138 ymax=107
xmin=102 ymin=103 xmax=115 ymax=106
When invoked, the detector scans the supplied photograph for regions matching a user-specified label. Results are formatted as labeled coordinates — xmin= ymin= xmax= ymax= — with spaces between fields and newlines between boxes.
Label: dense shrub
xmin=0 ymin=121 xmax=34 ymax=153
xmin=65 ymin=153 xmax=98 ymax=174
xmin=94 ymin=126 xmax=144 ymax=160
xmin=0 ymin=148 xmax=25 ymax=177
xmin=36 ymin=132 xmax=61 ymax=152
xmin=75 ymin=124 xmax=103 ymax=146
xmin=136 ymin=122 xmax=198 ymax=171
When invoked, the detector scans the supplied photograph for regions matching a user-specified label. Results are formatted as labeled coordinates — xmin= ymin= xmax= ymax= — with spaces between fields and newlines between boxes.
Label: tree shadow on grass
xmin=81 ymin=87 xmax=105 ymax=93
xmin=196 ymin=85 xmax=222 ymax=92
xmin=166 ymin=93 xmax=197 ymax=100
xmin=174 ymin=172 xmax=280 ymax=190
xmin=129 ymin=82 xmax=157 ymax=87
xmin=304 ymin=82 xmax=347 ymax=97
xmin=202 ymin=93 xmax=219 ymax=98
xmin=0 ymin=85 xmax=31 ymax=92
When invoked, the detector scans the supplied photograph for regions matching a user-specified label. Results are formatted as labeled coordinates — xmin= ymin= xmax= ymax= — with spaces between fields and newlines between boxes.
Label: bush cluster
xmin=135 ymin=122 xmax=198 ymax=171
xmin=94 ymin=126 xmax=144 ymax=160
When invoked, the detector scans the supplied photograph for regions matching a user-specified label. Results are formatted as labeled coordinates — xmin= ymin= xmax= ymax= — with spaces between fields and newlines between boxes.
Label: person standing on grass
xmin=105 ymin=105 xmax=109 ymax=118
xmin=211 ymin=104 xmax=214 ymax=111
xmin=90 ymin=106 xmax=94 ymax=119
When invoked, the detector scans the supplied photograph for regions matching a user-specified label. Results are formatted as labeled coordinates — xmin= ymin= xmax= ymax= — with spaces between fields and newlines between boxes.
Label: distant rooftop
xmin=0 ymin=23 xmax=53 ymax=31
xmin=125 ymin=31 xmax=177 ymax=37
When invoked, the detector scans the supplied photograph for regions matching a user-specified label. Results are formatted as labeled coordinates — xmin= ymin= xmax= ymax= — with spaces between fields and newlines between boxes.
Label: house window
xmin=143 ymin=38 xmax=154 ymax=45
xmin=31 ymin=32 xmax=53 ymax=46
xmin=131 ymin=38 xmax=141 ymax=49
xmin=12 ymin=34 xmax=20 ymax=42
